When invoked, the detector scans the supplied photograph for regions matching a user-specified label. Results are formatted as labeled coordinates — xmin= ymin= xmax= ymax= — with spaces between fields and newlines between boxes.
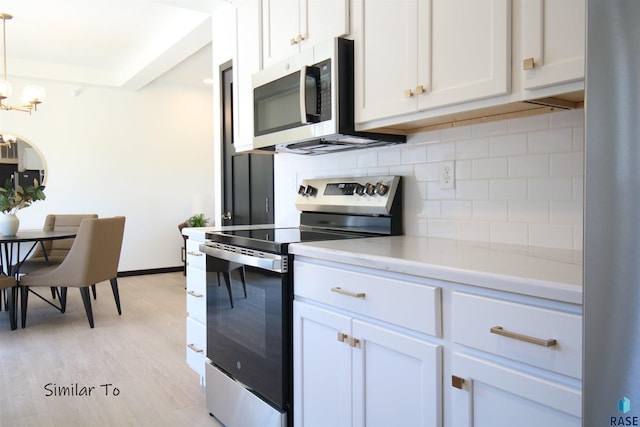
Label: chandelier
xmin=0 ymin=13 xmax=45 ymax=114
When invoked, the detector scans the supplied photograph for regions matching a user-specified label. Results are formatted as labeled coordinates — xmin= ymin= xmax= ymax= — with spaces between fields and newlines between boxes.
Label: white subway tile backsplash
xmin=441 ymin=124 xmax=471 ymax=141
xmin=455 ymin=180 xmax=489 ymax=200
xmin=550 ymin=201 xmax=582 ymax=224
xmin=528 ymin=177 xmax=573 ymax=200
xmin=427 ymin=181 xmax=456 ymax=200
xmin=509 ymin=154 xmax=549 ymax=177
xmin=490 ymin=133 xmax=528 ymax=157
xmin=473 ymin=158 xmax=508 ymax=178
xmin=508 ymin=113 xmax=549 ymax=133
xmin=489 ymin=179 xmax=527 ymax=200
xmin=457 ymin=138 xmax=489 ymax=159
xmin=427 ymin=142 xmax=456 ymax=162
xmin=400 ymin=145 xmax=428 ymax=164
xmin=427 ymin=219 xmax=457 ymax=239
xmin=415 ymin=163 xmax=440 ymax=182
xmin=458 ymin=221 xmax=491 ymax=241
xmin=491 ymin=223 xmax=529 ymax=245
xmin=442 ymin=200 xmax=472 ymax=219
xmin=551 ymin=152 xmax=584 ymax=176
xmin=473 ymin=201 xmax=508 ymax=221
xmin=528 ymin=128 xmax=573 ymax=153
xmin=471 ymin=119 xmax=508 ymax=137
xmin=509 ymin=201 xmax=549 ymax=223
xmin=275 ymin=110 xmax=584 ymax=250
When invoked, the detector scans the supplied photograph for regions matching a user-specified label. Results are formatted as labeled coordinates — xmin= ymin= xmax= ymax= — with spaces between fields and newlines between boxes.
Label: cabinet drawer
xmin=294 ymin=260 xmax=441 ymax=337
xmin=186 ymin=270 xmax=206 ymax=324
xmin=186 ymin=239 xmax=206 ymax=270
xmin=452 ymin=292 xmax=582 ymax=379
xmin=186 ymin=317 xmax=206 ymax=377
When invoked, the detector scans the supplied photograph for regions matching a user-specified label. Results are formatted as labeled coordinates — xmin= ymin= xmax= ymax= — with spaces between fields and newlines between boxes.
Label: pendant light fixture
xmin=0 ymin=13 xmax=45 ymax=114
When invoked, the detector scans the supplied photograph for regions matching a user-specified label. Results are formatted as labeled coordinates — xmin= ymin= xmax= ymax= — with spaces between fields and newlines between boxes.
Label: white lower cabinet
xmin=293 ymin=256 xmax=583 ymax=427
xmin=185 ymin=237 xmax=207 ymax=386
xmin=293 ymin=259 xmax=442 ymax=427
xmin=450 ymin=291 xmax=582 ymax=427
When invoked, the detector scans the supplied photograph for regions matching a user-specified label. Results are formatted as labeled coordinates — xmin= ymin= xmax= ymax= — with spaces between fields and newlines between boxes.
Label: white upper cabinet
xmin=261 ymin=0 xmax=350 ymax=67
xmin=521 ymin=0 xmax=585 ymax=92
xmin=233 ymin=0 xmax=262 ymax=152
xmin=354 ymin=0 xmax=510 ymax=124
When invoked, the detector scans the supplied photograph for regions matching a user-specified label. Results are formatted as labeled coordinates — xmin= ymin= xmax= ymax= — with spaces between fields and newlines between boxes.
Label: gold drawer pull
xmin=187 ymin=343 xmax=203 ymax=353
xmin=187 ymin=251 xmax=203 ymax=257
xmin=331 ymin=287 xmax=365 ymax=299
xmin=523 ymin=57 xmax=535 ymax=70
xmin=490 ymin=326 xmax=557 ymax=347
xmin=452 ymin=375 xmax=465 ymax=390
xmin=187 ymin=290 xmax=203 ymax=298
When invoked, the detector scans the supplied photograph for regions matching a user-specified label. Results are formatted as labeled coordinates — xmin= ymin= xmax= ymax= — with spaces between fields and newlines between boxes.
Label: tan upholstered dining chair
xmin=18 ymin=216 xmax=126 ymax=328
xmin=0 ymin=275 xmax=17 ymax=330
xmin=20 ymin=214 xmax=99 ymax=299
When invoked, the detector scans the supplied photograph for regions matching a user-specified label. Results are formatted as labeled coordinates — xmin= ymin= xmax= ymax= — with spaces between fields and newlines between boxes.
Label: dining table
xmin=0 ymin=230 xmax=76 ymax=330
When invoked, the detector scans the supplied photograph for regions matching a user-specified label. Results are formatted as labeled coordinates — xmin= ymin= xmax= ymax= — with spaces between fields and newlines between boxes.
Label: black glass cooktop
xmin=206 ymin=227 xmax=371 ymax=254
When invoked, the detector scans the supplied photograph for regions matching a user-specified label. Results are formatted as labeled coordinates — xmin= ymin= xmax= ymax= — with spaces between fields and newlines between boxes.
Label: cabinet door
xmin=234 ymin=0 xmax=262 ymax=152
xmin=521 ymin=0 xmax=585 ymax=91
xmin=262 ymin=0 xmax=301 ymax=67
xmin=353 ymin=0 xmax=426 ymax=123
xmin=304 ymin=0 xmax=350 ymax=49
xmin=421 ymin=0 xmax=510 ymax=109
xmin=451 ymin=353 xmax=581 ymax=427
xmin=352 ymin=320 xmax=442 ymax=427
xmin=293 ymin=301 xmax=352 ymax=427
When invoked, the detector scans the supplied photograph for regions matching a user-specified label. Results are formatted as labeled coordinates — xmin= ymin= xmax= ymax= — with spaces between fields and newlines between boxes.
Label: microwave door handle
xmin=300 ymin=65 xmax=321 ymax=124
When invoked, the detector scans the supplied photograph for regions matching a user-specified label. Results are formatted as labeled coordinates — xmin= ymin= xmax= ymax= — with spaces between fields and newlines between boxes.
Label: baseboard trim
xmin=118 ymin=266 xmax=183 ymax=277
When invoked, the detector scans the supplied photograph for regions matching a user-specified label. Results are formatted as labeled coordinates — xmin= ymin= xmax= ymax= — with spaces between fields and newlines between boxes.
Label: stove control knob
xmin=298 ymin=185 xmax=307 ymax=196
xmin=355 ymin=183 xmax=365 ymax=195
xmin=365 ymin=183 xmax=376 ymax=196
xmin=375 ymin=182 xmax=389 ymax=196
xmin=305 ymin=185 xmax=318 ymax=197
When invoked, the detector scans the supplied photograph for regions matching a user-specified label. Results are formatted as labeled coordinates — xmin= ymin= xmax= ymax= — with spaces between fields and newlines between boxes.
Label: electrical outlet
xmin=439 ymin=161 xmax=455 ymax=190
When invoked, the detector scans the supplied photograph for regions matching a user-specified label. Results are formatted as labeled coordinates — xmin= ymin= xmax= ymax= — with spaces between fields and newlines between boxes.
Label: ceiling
xmin=0 ymin=0 xmax=224 ymax=91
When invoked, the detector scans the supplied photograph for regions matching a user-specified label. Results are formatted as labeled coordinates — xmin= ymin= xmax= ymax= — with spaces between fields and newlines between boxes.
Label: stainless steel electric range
xmin=199 ymin=176 xmax=403 ymax=427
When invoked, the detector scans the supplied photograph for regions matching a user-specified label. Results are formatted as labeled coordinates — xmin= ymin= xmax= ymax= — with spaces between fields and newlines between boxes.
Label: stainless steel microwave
xmin=252 ymin=38 xmax=405 ymax=155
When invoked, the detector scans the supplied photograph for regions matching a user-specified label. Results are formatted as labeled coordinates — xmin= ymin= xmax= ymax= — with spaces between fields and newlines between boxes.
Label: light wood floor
xmin=0 ymin=272 xmax=222 ymax=427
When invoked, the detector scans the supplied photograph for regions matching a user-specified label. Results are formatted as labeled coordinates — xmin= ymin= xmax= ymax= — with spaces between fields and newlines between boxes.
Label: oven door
xmin=203 ymin=250 xmax=291 ymax=410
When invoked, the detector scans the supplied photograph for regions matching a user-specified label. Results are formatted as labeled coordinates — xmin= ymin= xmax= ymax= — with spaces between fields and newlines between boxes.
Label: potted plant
xmin=187 ymin=213 xmax=209 ymax=227
xmin=0 ymin=178 xmax=46 ymax=236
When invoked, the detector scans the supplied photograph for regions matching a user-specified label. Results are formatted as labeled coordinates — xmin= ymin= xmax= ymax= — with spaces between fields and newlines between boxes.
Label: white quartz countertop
xmin=289 ymin=236 xmax=583 ymax=305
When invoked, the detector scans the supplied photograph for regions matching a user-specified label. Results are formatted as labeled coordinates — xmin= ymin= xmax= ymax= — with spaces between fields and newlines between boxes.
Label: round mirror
xmin=0 ymin=134 xmax=45 ymax=188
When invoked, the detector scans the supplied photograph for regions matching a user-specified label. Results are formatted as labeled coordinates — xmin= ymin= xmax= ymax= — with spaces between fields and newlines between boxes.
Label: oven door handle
xmin=199 ymin=244 xmax=286 ymax=273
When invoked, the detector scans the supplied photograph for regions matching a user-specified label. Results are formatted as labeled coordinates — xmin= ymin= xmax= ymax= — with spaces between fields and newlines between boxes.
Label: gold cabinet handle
xmin=187 ymin=290 xmax=203 ymax=298
xmin=337 ymin=332 xmax=348 ymax=342
xmin=187 ymin=251 xmax=203 ymax=257
xmin=187 ymin=343 xmax=204 ymax=353
xmin=331 ymin=287 xmax=365 ymax=299
xmin=452 ymin=375 xmax=465 ymax=389
xmin=404 ymin=89 xmax=414 ymax=98
xmin=296 ymin=34 xmax=304 ymax=43
xmin=490 ymin=326 xmax=557 ymax=347
xmin=348 ymin=337 xmax=360 ymax=348
xmin=523 ymin=57 xmax=535 ymax=70
xmin=290 ymin=38 xmax=297 ymax=45
xmin=415 ymin=85 xmax=426 ymax=95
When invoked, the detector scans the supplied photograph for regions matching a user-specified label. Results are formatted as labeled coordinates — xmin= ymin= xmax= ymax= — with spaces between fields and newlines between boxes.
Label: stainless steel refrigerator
xmin=584 ymin=0 xmax=640 ymax=425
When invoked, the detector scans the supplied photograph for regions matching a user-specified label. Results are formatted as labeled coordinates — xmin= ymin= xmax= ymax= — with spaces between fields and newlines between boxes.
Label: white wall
xmin=0 ymin=76 xmax=214 ymax=271
xmin=275 ymin=109 xmax=584 ymax=250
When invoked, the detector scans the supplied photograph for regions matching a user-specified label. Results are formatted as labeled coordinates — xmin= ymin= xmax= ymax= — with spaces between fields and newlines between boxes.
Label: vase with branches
xmin=0 ymin=178 xmax=46 ymax=236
